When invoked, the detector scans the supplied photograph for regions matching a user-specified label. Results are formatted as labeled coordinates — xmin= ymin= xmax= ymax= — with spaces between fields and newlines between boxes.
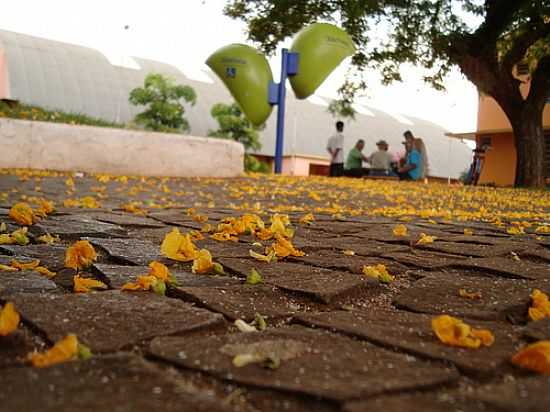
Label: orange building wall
xmin=477 ymin=92 xmax=550 ymax=133
xmin=477 ymin=132 xmax=517 ymax=186
xmin=476 ymin=72 xmax=549 ymax=186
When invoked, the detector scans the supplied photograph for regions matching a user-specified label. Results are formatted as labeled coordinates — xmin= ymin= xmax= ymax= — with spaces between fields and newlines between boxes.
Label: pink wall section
xmin=0 ymin=50 xmax=9 ymax=99
xmin=281 ymin=156 xmax=330 ymax=176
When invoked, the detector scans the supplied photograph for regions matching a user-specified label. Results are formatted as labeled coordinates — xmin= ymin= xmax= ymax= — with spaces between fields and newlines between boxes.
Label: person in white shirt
xmin=326 ymin=121 xmax=345 ymax=177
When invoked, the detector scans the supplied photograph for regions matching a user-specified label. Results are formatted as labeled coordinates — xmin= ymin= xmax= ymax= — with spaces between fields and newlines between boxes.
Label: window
xmin=516 ymin=62 xmax=529 ymax=76
xmin=480 ymin=136 xmax=492 ymax=150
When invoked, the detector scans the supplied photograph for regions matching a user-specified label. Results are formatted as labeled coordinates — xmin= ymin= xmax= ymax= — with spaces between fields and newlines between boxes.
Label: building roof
xmin=0 ymin=29 xmax=472 ymax=178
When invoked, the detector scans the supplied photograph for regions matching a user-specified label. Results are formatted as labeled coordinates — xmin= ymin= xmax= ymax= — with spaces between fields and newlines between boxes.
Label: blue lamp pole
xmin=269 ymin=49 xmax=299 ymax=174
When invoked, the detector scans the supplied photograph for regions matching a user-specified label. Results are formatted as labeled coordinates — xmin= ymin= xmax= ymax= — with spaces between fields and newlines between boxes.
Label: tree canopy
xmin=209 ymin=102 xmax=270 ymax=172
xmin=208 ymin=102 xmax=262 ymax=151
xmin=129 ymin=73 xmax=197 ymax=133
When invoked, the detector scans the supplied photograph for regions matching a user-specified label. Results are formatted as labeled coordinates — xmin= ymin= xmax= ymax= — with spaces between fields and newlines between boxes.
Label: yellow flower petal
xmin=37 ymin=233 xmax=59 ymax=245
xmin=256 ymin=228 xmax=274 ymax=241
xmin=458 ymin=288 xmax=482 ymax=300
xmin=0 ymin=302 xmax=20 ymax=336
xmin=80 ymin=196 xmax=101 ymax=209
xmin=417 ymin=233 xmax=437 ymax=244
xmin=249 ymin=249 xmax=275 ymax=263
xmin=9 ymin=202 xmax=35 ymax=225
xmin=65 ymin=240 xmax=97 ymax=270
xmin=511 ymin=341 xmax=550 ymax=374
xmin=299 ymin=213 xmax=315 ymax=225
xmin=30 ymin=334 xmax=79 ymax=368
xmin=73 ymin=275 xmax=107 ymax=293
xmin=0 ymin=234 xmax=15 ymax=245
xmin=121 ymin=275 xmax=158 ymax=292
xmin=393 ymin=224 xmax=408 ymax=237
xmin=148 ymin=261 xmax=170 ymax=281
xmin=10 ymin=259 xmax=40 ymax=271
xmin=192 ymin=249 xmax=214 ymax=274
xmin=34 ymin=266 xmax=56 ymax=278
xmin=160 ymin=228 xmax=198 ymax=261
xmin=507 ymin=226 xmax=525 ymax=235
xmin=37 ymin=199 xmax=55 ymax=216
xmin=11 ymin=227 xmax=30 ymax=245
xmin=362 ymin=264 xmax=394 ymax=284
xmin=431 ymin=315 xmax=494 ymax=349
xmin=270 ymin=234 xmax=304 ymax=258
xmin=528 ymin=289 xmax=550 ymax=321
xmin=192 ymin=214 xmax=208 ymax=223
xmin=269 ymin=214 xmax=293 ymax=238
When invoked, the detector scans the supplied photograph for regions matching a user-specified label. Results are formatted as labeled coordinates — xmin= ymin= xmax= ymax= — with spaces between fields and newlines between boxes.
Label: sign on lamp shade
xmin=206 ymin=44 xmax=274 ymax=126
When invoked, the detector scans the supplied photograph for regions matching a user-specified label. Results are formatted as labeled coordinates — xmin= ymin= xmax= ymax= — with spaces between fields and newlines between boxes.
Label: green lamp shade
xmin=206 ymin=44 xmax=273 ymax=126
xmin=289 ymin=23 xmax=356 ymax=99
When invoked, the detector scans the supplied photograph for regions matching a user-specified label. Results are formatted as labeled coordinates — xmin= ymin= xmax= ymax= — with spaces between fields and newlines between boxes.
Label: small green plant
xmin=245 ymin=155 xmax=271 ymax=173
xmin=129 ymin=73 xmax=196 ymax=133
xmin=209 ymin=102 xmax=271 ymax=173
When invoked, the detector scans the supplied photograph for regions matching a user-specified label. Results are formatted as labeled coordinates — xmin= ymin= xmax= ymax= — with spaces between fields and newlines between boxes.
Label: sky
xmin=0 ymin=0 xmax=479 ymax=133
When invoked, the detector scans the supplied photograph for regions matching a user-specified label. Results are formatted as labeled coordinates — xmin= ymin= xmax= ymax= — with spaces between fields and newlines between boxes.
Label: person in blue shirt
xmin=397 ymin=138 xmax=423 ymax=181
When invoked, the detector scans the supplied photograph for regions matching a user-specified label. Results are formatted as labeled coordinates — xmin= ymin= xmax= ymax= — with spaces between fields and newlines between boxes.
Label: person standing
xmin=397 ymin=138 xmax=423 ymax=181
xmin=403 ymin=130 xmax=429 ymax=181
xmin=327 ymin=121 xmax=345 ymax=177
xmin=413 ymin=138 xmax=430 ymax=181
xmin=403 ymin=130 xmax=415 ymax=145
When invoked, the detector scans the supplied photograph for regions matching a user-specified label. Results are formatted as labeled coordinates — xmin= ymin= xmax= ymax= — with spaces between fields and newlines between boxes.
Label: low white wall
xmin=0 ymin=118 xmax=244 ymax=177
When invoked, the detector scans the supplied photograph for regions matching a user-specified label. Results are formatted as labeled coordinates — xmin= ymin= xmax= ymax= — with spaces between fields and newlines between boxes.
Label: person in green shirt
xmin=344 ymin=139 xmax=369 ymax=177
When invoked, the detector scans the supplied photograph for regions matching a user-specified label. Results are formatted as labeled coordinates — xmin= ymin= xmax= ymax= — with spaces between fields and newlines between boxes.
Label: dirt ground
xmin=0 ymin=169 xmax=549 ymax=412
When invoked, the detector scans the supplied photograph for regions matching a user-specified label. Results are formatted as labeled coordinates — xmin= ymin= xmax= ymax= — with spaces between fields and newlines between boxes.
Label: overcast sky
xmin=0 ymin=0 xmax=478 ymax=132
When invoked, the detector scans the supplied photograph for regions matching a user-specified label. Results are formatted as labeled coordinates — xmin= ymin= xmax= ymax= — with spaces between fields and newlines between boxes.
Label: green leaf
xmin=167 ymin=273 xmax=178 ymax=286
xmin=246 ymin=268 xmax=263 ymax=285
xmin=262 ymin=355 xmax=280 ymax=370
xmin=254 ymin=312 xmax=267 ymax=330
xmin=152 ymin=279 xmax=166 ymax=296
xmin=213 ymin=262 xmax=225 ymax=275
xmin=77 ymin=343 xmax=93 ymax=360
xmin=12 ymin=231 xmax=29 ymax=246
xmin=129 ymin=73 xmax=196 ymax=133
xmin=378 ymin=273 xmax=393 ymax=284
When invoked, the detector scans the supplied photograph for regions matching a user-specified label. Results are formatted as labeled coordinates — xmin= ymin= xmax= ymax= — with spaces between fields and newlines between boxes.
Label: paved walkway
xmin=0 ymin=169 xmax=549 ymax=412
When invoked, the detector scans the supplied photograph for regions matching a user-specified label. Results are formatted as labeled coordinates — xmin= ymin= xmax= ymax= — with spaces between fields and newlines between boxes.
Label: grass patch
xmin=0 ymin=100 xmax=124 ymax=128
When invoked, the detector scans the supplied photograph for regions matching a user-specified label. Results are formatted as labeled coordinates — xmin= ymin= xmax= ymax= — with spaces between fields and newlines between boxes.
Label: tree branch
xmin=474 ymin=0 xmax=527 ymax=46
xmin=526 ymin=53 xmax=550 ymax=108
xmin=501 ymin=19 xmax=550 ymax=73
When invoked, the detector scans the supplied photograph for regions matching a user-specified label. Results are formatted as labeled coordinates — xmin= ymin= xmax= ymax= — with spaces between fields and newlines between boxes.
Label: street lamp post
xmin=115 ymin=25 xmax=130 ymax=124
xmin=268 ymin=49 xmax=299 ymax=174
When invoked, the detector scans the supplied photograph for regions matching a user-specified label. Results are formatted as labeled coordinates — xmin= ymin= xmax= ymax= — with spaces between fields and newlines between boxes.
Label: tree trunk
xmin=511 ymin=110 xmax=545 ymax=188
